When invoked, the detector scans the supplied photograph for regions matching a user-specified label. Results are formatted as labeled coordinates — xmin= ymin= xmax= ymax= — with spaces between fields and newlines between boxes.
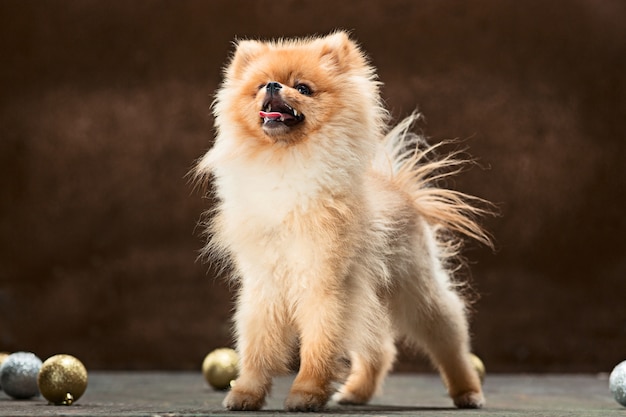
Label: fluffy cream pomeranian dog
xmin=195 ymin=31 xmax=492 ymax=412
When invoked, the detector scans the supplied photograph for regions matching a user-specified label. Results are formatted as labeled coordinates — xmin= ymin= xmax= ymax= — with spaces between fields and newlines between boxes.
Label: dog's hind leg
xmin=393 ymin=281 xmax=484 ymax=408
xmin=333 ymin=336 xmax=396 ymax=405
xmin=333 ymin=272 xmax=397 ymax=406
xmin=391 ymin=225 xmax=484 ymax=408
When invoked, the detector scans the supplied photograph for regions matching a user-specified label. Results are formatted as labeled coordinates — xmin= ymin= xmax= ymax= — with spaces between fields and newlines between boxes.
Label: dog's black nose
xmin=266 ymin=82 xmax=282 ymax=95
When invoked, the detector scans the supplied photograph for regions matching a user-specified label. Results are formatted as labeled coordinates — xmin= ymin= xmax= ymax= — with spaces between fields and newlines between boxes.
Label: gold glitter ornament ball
xmin=37 ymin=354 xmax=88 ymax=405
xmin=469 ymin=353 xmax=486 ymax=383
xmin=202 ymin=348 xmax=239 ymax=390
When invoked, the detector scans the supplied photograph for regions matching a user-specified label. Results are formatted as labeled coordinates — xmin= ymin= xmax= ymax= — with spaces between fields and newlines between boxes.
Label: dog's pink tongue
xmin=259 ymin=111 xmax=282 ymax=120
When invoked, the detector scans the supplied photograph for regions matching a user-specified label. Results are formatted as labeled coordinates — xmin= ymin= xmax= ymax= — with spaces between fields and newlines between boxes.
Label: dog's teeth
xmin=293 ymin=110 xmax=298 ymax=116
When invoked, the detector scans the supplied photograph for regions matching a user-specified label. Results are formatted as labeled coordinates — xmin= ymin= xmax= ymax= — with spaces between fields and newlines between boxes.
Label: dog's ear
xmin=227 ymin=39 xmax=267 ymax=78
xmin=318 ymin=31 xmax=365 ymax=72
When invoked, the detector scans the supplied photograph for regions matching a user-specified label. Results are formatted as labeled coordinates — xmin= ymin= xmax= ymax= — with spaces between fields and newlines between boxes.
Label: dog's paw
xmin=332 ymin=389 xmax=371 ymax=406
xmin=222 ymin=388 xmax=265 ymax=411
xmin=452 ymin=390 xmax=485 ymax=409
xmin=284 ymin=389 xmax=329 ymax=412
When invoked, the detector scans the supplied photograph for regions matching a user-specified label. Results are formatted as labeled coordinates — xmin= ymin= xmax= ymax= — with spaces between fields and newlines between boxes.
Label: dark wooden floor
xmin=0 ymin=372 xmax=622 ymax=416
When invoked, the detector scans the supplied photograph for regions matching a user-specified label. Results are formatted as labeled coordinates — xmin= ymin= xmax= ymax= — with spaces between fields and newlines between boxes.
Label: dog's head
xmin=213 ymin=31 xmax=384 ymax=146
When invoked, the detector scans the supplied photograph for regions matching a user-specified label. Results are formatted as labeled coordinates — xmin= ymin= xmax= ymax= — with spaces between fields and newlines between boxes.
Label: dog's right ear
xmin=226 ymin=39 xmax=267 ymax=79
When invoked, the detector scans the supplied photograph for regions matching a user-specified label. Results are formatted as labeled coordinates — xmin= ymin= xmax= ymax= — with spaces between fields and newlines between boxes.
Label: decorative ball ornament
xmin=0 ymin=352 xmax=42 ymax=399
xmin=468 ymin=353 xmax=486 ymax=383
xmin=609 ymin=360 xmax=626 ymax=407
xmin=202 ymin=348 xmax=239 ymax=390
xmin=37 ymin=354 xmax=88 ymax=405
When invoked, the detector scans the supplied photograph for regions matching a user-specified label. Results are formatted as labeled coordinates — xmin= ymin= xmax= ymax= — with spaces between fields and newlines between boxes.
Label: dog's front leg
xmin=285 ymin=285 xmax=346 ymax=412
xmin=223 ymin=283 xmax=295 ymax=411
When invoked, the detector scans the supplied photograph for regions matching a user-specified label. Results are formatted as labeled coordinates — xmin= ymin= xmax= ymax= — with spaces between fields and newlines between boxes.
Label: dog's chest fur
xmin=209 ymin=144 xmax=362 ymax=284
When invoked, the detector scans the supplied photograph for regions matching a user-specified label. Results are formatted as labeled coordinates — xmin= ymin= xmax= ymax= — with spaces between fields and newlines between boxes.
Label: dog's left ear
xmin=318 ymin=31 xmax=366 ymax=73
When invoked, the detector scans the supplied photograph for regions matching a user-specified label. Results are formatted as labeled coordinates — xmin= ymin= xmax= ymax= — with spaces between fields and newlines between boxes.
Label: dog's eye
xmin=295 ymin=84 xmax=312 ymax=96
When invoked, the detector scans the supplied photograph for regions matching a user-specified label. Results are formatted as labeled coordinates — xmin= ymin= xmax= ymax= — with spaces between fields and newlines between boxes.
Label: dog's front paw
xmin=223 ymin=387 xmax=265 ymax=411
xmin=452 ymin=390 xmax=485 ymax=409
xmin=285 ymin=389 xmax=329 ymax=412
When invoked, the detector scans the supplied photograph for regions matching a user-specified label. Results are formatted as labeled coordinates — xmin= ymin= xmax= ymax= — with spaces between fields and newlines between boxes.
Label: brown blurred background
xmin=1 ymin=0 xmax=625 ymax=373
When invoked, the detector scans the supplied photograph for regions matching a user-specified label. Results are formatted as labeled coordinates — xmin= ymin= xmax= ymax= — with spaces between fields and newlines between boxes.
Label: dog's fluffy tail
xmin=373 ymin=113 xmax=494 ymax=259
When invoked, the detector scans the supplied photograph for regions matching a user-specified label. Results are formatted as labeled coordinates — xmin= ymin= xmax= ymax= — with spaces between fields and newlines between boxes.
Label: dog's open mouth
xmin=259 ymin=98 xmax=304 ymax=128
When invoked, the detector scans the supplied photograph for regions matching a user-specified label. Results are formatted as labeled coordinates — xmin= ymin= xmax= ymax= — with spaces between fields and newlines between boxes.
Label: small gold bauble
xmin=202 ymin=348 xmax=239 ymax=390
xmin=468 ymin=353 xmax=486 ymax=383
xmin=37 ymin=354 xmax=88 ymax=405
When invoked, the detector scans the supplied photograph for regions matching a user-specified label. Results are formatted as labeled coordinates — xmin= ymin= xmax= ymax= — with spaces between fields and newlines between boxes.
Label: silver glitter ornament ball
xmin=610 ymin=360 xmax=626 ymax=407
xmin=0 ymin=352 xmax=43 ymax=399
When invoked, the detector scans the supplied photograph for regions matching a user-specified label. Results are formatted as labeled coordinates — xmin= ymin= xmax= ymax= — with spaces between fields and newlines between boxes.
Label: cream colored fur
xmin=196 ymin=31 xmax=491 ymax=412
